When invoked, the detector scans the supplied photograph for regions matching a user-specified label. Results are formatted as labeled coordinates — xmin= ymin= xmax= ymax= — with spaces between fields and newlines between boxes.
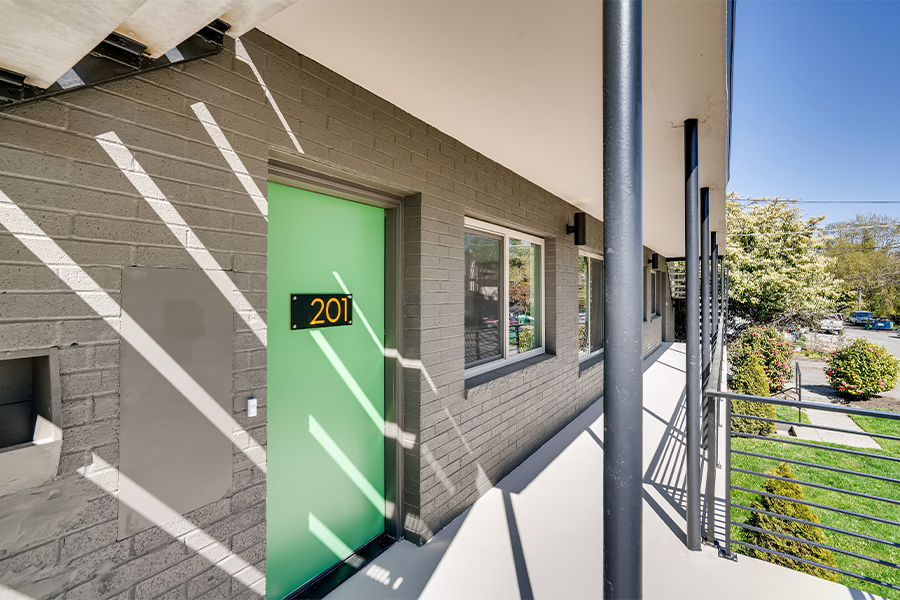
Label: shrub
xmin=729 ymin=326 xmax=794 ymax=392
xmin=826 ymin=338 xmax=899 ymax=400
xmin=731 ymin=354 xmax=776 ymax=435
xmin=740 ymin=463 xmax=839 ymax=582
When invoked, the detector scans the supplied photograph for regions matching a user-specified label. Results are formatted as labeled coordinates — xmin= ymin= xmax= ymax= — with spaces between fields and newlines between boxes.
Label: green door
xmin=267 ymin=183 xmax=386 ymax=599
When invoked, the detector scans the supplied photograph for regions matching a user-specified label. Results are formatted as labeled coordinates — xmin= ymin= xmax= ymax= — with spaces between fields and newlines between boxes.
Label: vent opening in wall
xmin=0 ymin=348 xmax=62 ymax=497
xmin=0 ymin=357 xmax=40 ymax=448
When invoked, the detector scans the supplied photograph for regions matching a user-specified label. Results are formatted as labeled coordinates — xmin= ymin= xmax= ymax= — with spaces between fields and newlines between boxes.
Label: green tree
xmin=730 ymin=354 xmax=776 ymax=435
xmin=825 ymin=214 xmax=900 ymax=320
xmin=741 ymin=463 xmax=839 ymax=582
xmin=725 ymin=193 xmax=841 ymax=324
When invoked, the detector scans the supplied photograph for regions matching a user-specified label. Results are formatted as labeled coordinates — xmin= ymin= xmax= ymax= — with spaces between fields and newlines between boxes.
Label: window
xmin=465 ymin=218 xmax=544 ymax=374
xmin=578 ymin=252 xmax=604 ymax=358
xmin=651 ymin=270 xmax=659 ymax=316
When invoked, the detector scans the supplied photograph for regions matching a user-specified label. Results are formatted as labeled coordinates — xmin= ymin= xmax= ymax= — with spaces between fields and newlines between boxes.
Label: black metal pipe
xmin=729 ymin=415 xmax=900 ymax=442
xmin=732 ymin=524 xmax=900 ymax=572
xmin=602 ymin=1 xmax=643 ymax=597
xmin=722 ymin=395 xmax=733 ymax=558
xmin=730 ymin=502 xmax=900 ymax=549
xmin=730 ymin=540 xmax=900 ymax=592
xmin=683 ymin=118 xmax=702 ymax=551
xmin=711 ymin=233 xmax=719 ymax=335
xmin=701 ymin=188 xmax=711 ymax=375
xmin=708 ymin=390 xmax=900 ymax=420
xmin=732 ymin=467 xmax=900 ymax=506
xmin=732 ymin=433 xmax=900 ymax=463
xmin=732 ymin=449 xmax=900 ymax=484
xmin=731 ymin=484 xmax=900 ymax=528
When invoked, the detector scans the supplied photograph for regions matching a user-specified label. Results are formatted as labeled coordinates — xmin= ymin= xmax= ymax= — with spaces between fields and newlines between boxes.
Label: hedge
xmin=729 ymin=326 xmax=794 ymax=392
xmin=826 ymin=338 xmax=899 ymax=400
xmin=731 ymin=354 xmax=776 ymax=436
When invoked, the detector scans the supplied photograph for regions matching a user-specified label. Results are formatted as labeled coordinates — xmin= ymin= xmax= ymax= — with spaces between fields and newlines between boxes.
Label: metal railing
xmin=706 ymin=390 xmax=900 ymax=593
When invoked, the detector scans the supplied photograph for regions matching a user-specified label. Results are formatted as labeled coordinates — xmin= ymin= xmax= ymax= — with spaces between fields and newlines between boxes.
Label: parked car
xmin=819 ymin=314 xmax=844 ymax=333
xmin=866 ymin=318 xmax=894 ymax=330
xmin=846 ymin=311 xmax=874 ymax=326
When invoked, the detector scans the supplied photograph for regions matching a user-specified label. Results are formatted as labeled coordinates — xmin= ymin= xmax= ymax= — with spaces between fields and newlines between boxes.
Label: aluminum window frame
xmin=578 ymin=250 xmax=604 ymax=362
xmin=464 ymin=217 xmax=546 ymax=377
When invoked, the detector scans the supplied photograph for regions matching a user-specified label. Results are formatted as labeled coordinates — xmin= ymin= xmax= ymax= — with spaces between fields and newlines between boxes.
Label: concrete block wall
xmin=0 ymin=29 xmax=669 ymax=598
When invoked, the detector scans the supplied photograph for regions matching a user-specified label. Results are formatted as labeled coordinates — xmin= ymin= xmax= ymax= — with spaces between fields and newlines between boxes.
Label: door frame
xmin=268 ymin=149 xmax=413 ymax=598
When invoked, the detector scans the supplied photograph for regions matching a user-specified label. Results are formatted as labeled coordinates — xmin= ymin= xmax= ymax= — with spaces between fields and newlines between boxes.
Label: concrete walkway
xmin=792 ymin=406 xmax=882 ymax=449
xmin=326 ymin=344 xmax=878 ymax=600
xmin=793 ymin=359 xmax=881 ymax=449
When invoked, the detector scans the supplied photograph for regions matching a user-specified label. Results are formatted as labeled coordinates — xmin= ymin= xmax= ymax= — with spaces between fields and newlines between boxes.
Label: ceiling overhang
xmin=260 ymin=0 xmax=731 ymax=257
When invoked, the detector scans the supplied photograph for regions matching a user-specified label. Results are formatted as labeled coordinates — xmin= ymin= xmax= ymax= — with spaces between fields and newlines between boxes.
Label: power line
xmin=729 ymin=223 xmax=900 ymax=237
xmin=729 ymin=198 xmax=900 ymax=204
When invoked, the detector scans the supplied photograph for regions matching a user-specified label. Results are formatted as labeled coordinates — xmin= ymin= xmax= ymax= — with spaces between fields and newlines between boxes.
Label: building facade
xmin=0 ymin=2 xmax=729 ymax=598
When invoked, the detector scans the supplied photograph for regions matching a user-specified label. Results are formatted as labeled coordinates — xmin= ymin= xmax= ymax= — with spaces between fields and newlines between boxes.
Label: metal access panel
xmin=119 ymin=267 xmax=234 ymax=538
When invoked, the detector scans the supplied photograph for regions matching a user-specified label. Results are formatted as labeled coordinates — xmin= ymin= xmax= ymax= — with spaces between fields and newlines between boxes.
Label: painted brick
xmin=0 ymin=27 xmax=669 ymax=600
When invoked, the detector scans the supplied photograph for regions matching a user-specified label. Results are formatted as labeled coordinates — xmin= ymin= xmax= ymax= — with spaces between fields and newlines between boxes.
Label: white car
xmin=819 ymin=314 xmax=844 ymax=333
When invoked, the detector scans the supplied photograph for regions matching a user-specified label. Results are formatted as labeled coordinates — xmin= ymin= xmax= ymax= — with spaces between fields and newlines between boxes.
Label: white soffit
xmin=116 ymin=0 xmax=239 ymax=59
xmin=259 ymin=1 xmax=728 ymax=257
xmin=223 ymin=0 xmax=299 ymax=38
xmin=0 ymin=0 xmax=149 ymax=88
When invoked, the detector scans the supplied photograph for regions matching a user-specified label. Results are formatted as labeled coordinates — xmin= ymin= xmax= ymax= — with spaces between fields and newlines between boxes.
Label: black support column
xmin=711 ymin=232 xmax=719 ymax=336
xmin=684 ymin=118 xmax=702 ymax=551
xmin=603 ymin=1 xmax=643 ymax=598
xmin=701 ymin=188 xmax=711 ymax=374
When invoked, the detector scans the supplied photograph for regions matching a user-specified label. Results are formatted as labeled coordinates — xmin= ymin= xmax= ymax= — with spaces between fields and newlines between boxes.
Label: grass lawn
xmin=730 ymin=408 xmax=900 ymax=598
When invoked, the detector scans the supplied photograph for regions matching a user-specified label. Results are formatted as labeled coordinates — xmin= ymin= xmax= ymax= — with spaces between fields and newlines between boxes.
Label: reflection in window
xmin=579 ymin=256 xmax=589 ymax=356
xmin=464 ymin=232 xmax=503 ymax=367
xmin=508 ymin=238 xmax=542 ymax=355
xmin=579 ymin=254 xmax=604 ymax=358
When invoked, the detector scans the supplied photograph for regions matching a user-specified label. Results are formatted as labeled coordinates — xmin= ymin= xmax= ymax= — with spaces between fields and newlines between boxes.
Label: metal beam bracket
xmin=0 ymin=18 xmax=230 ymax=110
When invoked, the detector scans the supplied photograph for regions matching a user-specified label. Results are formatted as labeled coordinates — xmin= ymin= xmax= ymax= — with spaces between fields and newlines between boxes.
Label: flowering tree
xmin=725 ymin=194 xmax=841 ymax=324
xmin=826 ymin=338 xmax=898 ymax=400
xmin=729 ymin=326 xmax=794 ymax=392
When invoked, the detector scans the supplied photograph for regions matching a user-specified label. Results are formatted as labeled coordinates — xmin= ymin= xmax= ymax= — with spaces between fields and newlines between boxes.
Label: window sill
xmin=465 ymin=352 xmax=554 ymax=390
xmin=578 ymin=349 xmax=605 ymax=374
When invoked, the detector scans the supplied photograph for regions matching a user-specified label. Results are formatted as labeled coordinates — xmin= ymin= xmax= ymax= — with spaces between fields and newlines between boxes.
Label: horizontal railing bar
xmin=730 ymin=540 xmax=900 ymax=591
xmin=732 ymin=449 xmax=900 ymax=485
xmin=731 ymin=485 xmax=900 ymax=528
xmin=731 ymin=414 xmax=900 ymax=442
xmin=733 ymin=432 xmax=900 ymax=463
xmin=731 ymin=502 xmax=900 ymax=549
xmin=732 ymin=521 xmax=900 ymax=570
xmin=708 ymin=390 xmax=900 ymax=420
xmin=732 ymin=467 xmax=900 ymax=506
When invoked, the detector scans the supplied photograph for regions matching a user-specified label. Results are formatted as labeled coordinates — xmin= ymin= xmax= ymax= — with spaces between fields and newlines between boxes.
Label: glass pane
xmin=509 ymin=238 xmax=541 ymax=354
xmin=578 ymin=256 xmax=589 ymax=356
xmin=651 ymin=272 xmax=658 ymax=314
xmin=590 ymin=259 xmax=603 ymax=352
xmin=465 ymin=231 xmax=503 ymax=367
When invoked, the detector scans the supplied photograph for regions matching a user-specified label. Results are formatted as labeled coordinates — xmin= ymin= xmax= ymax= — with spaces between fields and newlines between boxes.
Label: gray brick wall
xmin=0 ymin=29 xmax=668 ymax=598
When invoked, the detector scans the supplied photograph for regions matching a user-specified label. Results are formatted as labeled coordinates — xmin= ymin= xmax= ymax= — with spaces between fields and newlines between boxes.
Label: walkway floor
xmin=793 ymin=359 xmax=881 ymax=449
xmin=326 ymin=343 xmax=879 ymax=600
xmin=793 ymin=408 xmax=881 ymax=449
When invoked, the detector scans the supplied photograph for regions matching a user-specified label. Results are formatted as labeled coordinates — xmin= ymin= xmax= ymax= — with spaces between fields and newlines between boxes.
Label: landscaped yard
xmin=730 ymin=409 xmax=900 ymax=598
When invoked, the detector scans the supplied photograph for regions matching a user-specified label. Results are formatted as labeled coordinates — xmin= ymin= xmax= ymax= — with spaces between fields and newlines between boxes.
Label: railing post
xmin=602 ymin=1 xmax=643 ymax=597
xmin=704 ymin=391 xmax=718 ymax=544
xmin=684 ymin=118 xmax=702 ymax=551
xmin=721 ymin=394 xmax=735 ymax=559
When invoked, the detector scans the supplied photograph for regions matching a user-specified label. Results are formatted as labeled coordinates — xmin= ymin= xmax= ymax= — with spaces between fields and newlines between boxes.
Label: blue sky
xmin=727 ymin=0 xmax=900 ymax=225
